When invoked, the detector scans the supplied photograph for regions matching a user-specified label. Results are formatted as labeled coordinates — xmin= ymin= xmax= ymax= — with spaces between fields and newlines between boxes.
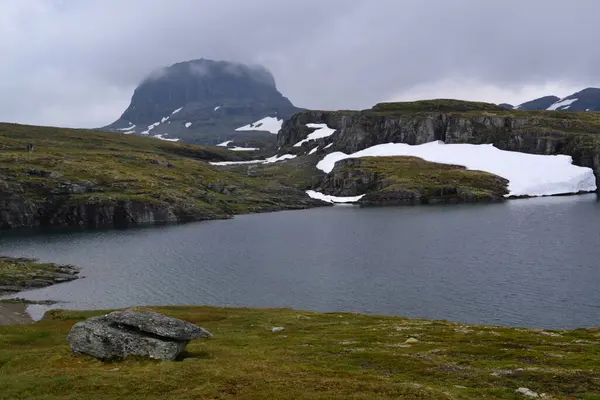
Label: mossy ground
xmin=0 ymin=123 xmax=318 ymax=224
xmin=337 ymin=157 xmax=509 ymax=202
xmin=0 ymin=306 xmax=598 ymax=399
xmin=0 ymin=256 xmax=74 ymax=284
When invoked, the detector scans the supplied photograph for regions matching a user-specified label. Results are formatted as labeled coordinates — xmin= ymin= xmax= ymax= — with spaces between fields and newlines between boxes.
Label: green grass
xmin=372 ymin=99 xmax=506 ymax=113
xmin=0 ymin=123 xmax=318 ymax=227
xmin=0 ymin=306 xmax=598 ymax=399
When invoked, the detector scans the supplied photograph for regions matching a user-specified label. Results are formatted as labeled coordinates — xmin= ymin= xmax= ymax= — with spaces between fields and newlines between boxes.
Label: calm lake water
xmin=1 ymin=195 xmax=600 ymax=329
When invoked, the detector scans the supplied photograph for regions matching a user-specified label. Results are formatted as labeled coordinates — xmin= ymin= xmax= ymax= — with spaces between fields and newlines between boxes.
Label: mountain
xmin=515 ymin=95 xmax=560 ymax=111
xmin=503 ymin=88 xmax=600 ymax=111
xmin=102 ymin=59 xmax=303 ymax=146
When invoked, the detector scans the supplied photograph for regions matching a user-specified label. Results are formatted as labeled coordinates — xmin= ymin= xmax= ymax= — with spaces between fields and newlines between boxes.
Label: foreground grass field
xmin=1 ymin=306 xmax=598 ymax=399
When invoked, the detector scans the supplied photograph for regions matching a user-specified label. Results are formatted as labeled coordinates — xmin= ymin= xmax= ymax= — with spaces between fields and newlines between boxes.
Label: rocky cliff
xmin=278 ymin=100 xmax=600 ymax=189
xmin=102 ymin=59 xmax=302 ymax=146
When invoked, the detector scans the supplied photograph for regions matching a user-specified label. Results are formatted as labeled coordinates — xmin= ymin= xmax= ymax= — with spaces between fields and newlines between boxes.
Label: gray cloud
xmin=1 ymin=0 xmax=599 ymax=128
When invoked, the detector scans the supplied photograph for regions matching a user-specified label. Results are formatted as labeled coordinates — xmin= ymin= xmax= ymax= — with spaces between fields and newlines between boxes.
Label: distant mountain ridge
xmin=499 ymin=88 xmax=600 ymax=111
xmin=102 ymin=59 xmax=303 ymax=145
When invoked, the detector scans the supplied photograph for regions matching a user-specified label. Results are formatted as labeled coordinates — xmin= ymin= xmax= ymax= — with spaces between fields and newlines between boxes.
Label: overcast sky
xmin=2 ymin=0 xmax=599 ymax=128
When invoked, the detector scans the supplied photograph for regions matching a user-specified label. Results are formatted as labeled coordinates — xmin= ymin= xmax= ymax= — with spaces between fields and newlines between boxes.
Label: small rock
xmin=454 ymin=385 xmax=467 ymax=389
xmin=404 ymin=337 xmax=419 ymax=344
xmin=516 ymin=387 xmax=539 ymax=398
xmin=271 ymin=327 xmax=285 ymax=333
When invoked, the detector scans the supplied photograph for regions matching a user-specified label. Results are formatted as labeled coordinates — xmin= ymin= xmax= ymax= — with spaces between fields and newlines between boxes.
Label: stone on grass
xmin=272 ymin=327 xmax=285 ymax=333
xmin=67 ymin=309 xmax=212 ymax=361
xmin=516 ymin=387 xmax=539 ymax=398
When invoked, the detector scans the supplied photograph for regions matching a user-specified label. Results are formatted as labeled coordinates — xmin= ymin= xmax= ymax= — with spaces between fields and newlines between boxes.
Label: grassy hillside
xmin=0 ymin=306 xmax=598 ymax=399
xmin=0 ymin=123 xmax=321 ymax=228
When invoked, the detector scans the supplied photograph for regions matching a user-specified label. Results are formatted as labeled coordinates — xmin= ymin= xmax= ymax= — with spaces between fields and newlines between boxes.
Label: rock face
xmin=103 ymin=59 xmax=303 ymax=145
xmin=67 ymin=310 xmax=212 ymax=361
xmin=278 ymin=101 xmax=600 ymax=190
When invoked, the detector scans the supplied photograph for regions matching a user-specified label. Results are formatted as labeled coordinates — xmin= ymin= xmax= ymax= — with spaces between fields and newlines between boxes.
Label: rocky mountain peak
xmin=103 ymin=59 xmax=302 ymax=145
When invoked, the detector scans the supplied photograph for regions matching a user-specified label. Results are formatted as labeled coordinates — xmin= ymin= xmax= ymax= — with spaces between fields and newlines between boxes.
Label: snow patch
xmin=294 ymin=123 xmax=336 ymax=147
xmin=123 ymin=131 xmax=135 ymax=135
xmin=172 ymin=107 xmax=183 ymax=115
xmin=161 ymin=116 xmax=170 ymax=123
xmin=185 ymin=122 xmax=192 ymax=128
xmin=235 ymin=117 xmax=283 ymax=134
xmin=324 ymin=143 xmax=333 ymax=149
xmin=214 ymin=106 xmax=221 ymax=112
xmin=153 ymin=134 xmax=180 ymax=142
xmin=306 ymin=190 xmax=365 ymax=204
xmin=210 ymin=154 xmax=296 ymax=166
xmin=309 ymin=147 xmax=319 ymax=155
xmin=216 ymin=140 xmax=233 ymax=147
xmin=547 ymin=98 xmax=578 ymax=111
xmin=316 ymin=141 xmax=596 ymax=197
xmin=141 ymin=121 xmax=161 ymax=135
xmin=230 ymin=147 xmax=259 ymax=151
xmin=117 ymin=123 xmax=135 ymax=131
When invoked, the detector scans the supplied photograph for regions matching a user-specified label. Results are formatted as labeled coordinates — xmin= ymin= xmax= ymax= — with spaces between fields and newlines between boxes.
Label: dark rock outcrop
xmin=318 ymin=157 xmax=508 ymax=205
xmin=0 ymin=256 xmax=80 ymax=295
xmin=103 ymin=59 xmax=303 ymax=145
xmin=67 ymin=310 xmax=212 ymax=361
xmin=0 ymin=197 xmax=201 ymax=230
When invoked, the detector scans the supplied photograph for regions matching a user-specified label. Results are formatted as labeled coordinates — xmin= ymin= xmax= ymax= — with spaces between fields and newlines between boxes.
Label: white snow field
xmin=316 ymin=141 xmax=596 ymax=197
xmin=547 ymin=98 xmax=578 ymax=111
xmin=185 ymin=122 xmax=192 ymax=128
xmin=216 ymin=140 xmax=233 ymax=147
xmin=210 ymin=154 xmax=296 ymax=166
xmin=230 ymin=147 xmax=259 ymax=151
xmin=235 ymin=117 xmax=283 ymax=134
xmin=293 ymin=123 xmax=336 ymax=147
xmin=305 ymin=190 xmax=365 ymax=204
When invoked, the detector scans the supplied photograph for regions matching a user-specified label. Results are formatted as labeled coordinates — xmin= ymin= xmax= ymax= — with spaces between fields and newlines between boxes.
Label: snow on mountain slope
xmin=235 ymin=117 xmax=283 ymax=134
xmin=210 ymin=154 xmax=296 ymax=166
xmin=316 ymin=141 xmax=596 ymax=197
xmin=293 ymin=123 xmax=336 ymax=147
xmin=230 ymin=146 xmax=259 ymax=151
xmin=116 ymin=123 xmax=135 ymax=131
xmin=547 ymin=98 xmax=578 ymax=111
xmin=216 ymin=140 xmax=233 ymax=147
xmin=153 ymin=134 xmax=180 ymax=142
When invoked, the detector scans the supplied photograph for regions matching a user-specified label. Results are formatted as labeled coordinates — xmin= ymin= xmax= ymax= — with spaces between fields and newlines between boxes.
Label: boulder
xmin=67 ymin=310 xmax=212 ymax=361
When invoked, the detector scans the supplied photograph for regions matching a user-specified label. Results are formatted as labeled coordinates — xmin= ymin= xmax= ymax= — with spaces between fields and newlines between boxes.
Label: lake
xmin=1 ymin=195 xmax=600 ymax=329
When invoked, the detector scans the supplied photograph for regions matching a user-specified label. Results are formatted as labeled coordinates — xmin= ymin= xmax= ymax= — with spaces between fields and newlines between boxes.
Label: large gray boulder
xmin=67 ymin=310 xmax=212 ymax=361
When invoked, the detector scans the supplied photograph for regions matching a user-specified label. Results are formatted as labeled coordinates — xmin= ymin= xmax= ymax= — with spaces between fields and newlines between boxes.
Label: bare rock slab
xmin=67 ymin=309 xmax=212 ymax=361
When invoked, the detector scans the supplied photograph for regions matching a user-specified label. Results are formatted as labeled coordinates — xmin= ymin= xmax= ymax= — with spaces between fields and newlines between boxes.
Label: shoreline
xmin=0 ymin=301 xmax=33 ymax=325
